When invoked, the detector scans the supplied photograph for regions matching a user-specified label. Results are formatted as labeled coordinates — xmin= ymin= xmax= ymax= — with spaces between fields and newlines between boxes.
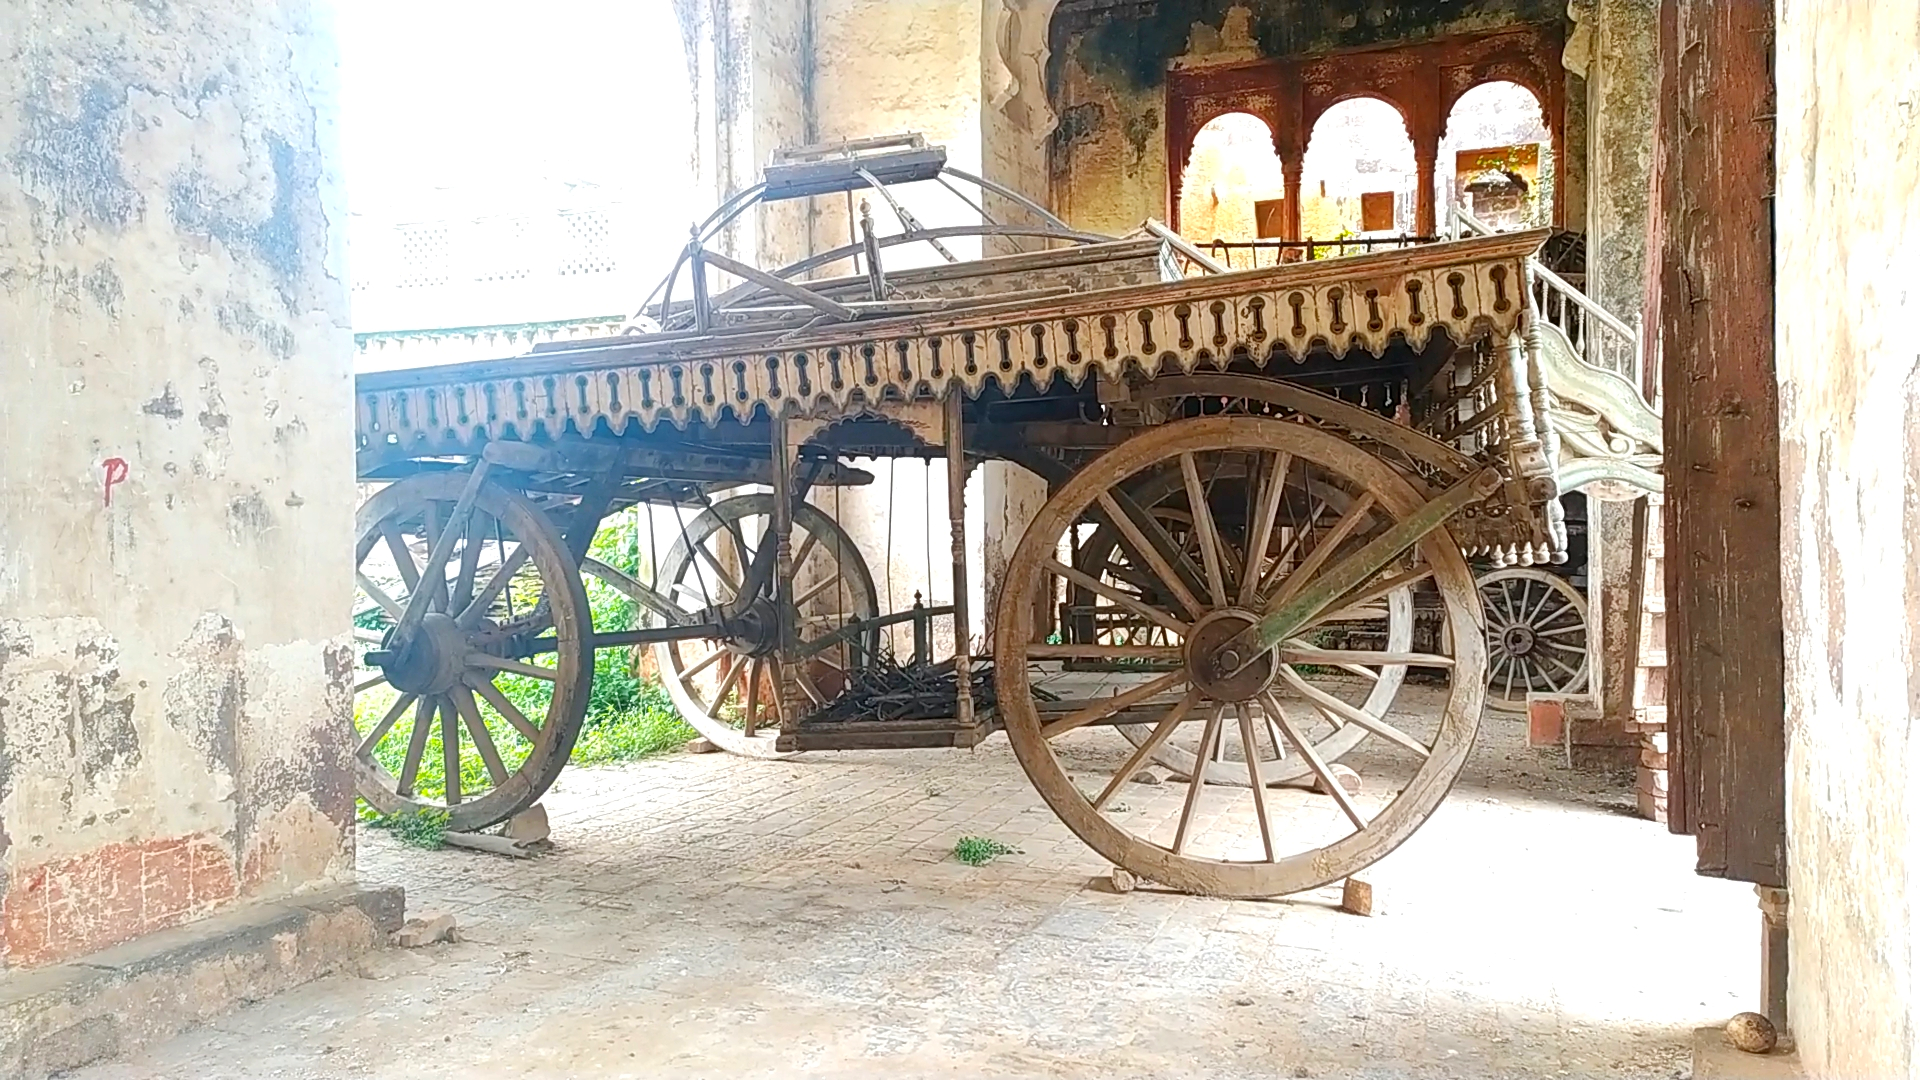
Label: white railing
xmin=1450 ymin=207 xmax=1647 ymax=399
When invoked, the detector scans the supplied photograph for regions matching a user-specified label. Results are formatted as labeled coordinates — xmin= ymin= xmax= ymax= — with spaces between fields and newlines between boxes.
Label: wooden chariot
xmin=349 ymin=136 xmax=1663 ymax=897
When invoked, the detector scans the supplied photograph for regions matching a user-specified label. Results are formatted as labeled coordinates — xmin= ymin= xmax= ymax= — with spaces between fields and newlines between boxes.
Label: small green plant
xmin=953 ymin=836 xmax=1021 ymax=866
xmin=366 ymin=808 xmax=452 ymax=849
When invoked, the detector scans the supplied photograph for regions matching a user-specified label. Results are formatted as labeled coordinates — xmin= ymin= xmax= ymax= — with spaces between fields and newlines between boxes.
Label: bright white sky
xmin=337 ymin=0 xmax=693 ymax=218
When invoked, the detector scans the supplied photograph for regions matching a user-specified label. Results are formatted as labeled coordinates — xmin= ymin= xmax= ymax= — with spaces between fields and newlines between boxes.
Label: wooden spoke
xmin=1537 ymin=622 xmax=1588 ymax=638
xmin=1239 ymin=451 xmax=1291 ymax=607
xmin=1281 ymin=638 xmax=1385 ymax=682
xmin=1044 ymin=558 xmax=1190 ymax=636
xmin=743 ymin=658 xmax=764 ymax=737
xmin=1179 ymin=453 xmax=1230 ymax=606
xmin=458 ymin=543 xmax=530 ymax=628
xmin=1254 ymin=498 xmax=1327 ymax=599
xmin=382 ymin=522 xmax=422 ymax=593
xmin=1027 ymin=644 xmax=1183 ymax=661
xmin=713 ymin=653 xmax=750 ymax=712
xmin=466 ymin=653 xmax=559 ymax=681
xmin=452 ymin=685 xmax=510 ymax=786
xmin=694 ymin=535 xmax=744 ymax=598
xmin=354 ymin=672 xmax=389 ymax=694
xmin=680 ymin=645 xmax=728 ymax=682
xmin=1171 ymin=706 xmax=1226 ymax=854
xmin=1096 ymin=492 xmax=1207 ymax=620
xmin=1092 ymin=691 xmax=1201 ymax=810
xmin=1300 ymin=563 xmax=1434 ymax=632
xmin=1277 ymin=665 xmax=1431 ymax=758
xmin=357 ymin=574 xmax=406 ymax=621
xmin=441 ymin=698 xmax=462 ymax=806
xmin=452 ymin=511 xmax=488 ymax=613
xmin=1277 ymin=645 xmax=1455 ymax=669
xmin=795 ymin=573 xmax=840 ymax=609
xmin=395 ymin=695 xmax=436 ymax=798
xmin=1262 ymin=709 xmax=1288 ymax=760
xmin=1537 ymin=649 xmax=1583 ymax=683
xmin=1041 ymin=669 xmax=1188 ymax=740
xmin=420 ymin=502 xmax=450 ymax=614
xmin=358 ymin=692 xmax=417 ymax=758
xmin=790 ymin=529 xmax=822 ymax=575
xmin=471 ymin=676 xmax=542 ymax=742
xmin=1267 ymin=491 xmax=1379 ymax=611
xmin=1236 ymin=704 xmax=1276 ymax=862
xmin=1261 ymin=691 xmax=1366 ymax=831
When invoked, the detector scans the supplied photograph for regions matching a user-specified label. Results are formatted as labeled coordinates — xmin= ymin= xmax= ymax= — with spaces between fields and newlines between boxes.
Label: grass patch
xmin=366 ymin=807 xmax=451 ymax=849
xmin=953 ymin=836 xmax=1021 ymax=866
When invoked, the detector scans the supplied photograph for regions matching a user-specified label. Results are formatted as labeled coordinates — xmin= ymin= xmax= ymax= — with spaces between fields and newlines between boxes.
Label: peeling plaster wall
xmin=1774 ymin=1 xmax=1920 ymax=1074
xmin=0 ymin=1 xmax=356 ymax=968
xmin=1045 ymin=0 xmax=1562 ymax=234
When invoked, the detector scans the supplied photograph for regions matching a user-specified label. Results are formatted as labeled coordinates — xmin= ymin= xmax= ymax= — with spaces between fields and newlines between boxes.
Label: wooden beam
xmin=1656 ymin=0 xmax=1786 ymax=887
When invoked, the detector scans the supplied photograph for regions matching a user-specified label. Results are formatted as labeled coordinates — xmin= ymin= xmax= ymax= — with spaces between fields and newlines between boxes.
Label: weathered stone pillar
xmin=0 ymin=0 xmax=394 ymax=1065
xmin=1578 ymin=0 xmax=1658 ymax=723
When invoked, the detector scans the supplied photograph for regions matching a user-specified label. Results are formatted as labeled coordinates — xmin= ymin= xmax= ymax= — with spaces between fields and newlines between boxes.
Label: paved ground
xmin=77 ymin=711 xmax=1755 ymax=1079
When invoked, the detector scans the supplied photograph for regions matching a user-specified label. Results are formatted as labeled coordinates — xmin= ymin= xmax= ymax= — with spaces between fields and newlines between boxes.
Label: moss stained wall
xmin=1045 ymin=0 xmax=1564 ymax=233
xmin=0 ymin=0 xmax=357 ymax=968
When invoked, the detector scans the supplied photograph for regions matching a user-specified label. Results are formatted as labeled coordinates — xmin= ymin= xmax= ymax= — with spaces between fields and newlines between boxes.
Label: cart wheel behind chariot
xmin=1477 ymin=567 xmax=1589 ymax=712
xmin=351 ymin=471 xmax=594 ymax=831
xmin=1072 ymin=464 xmax=1417 ymax=786
xmin=650 ymin=494 xmax=879 ymax=758
xmin=996 ymin=415 xmax=1485 ymax=898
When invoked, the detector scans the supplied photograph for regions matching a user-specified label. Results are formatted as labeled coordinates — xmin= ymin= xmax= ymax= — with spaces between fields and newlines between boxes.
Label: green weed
xmin=953 ymin=836 xmax=1021 ymax=866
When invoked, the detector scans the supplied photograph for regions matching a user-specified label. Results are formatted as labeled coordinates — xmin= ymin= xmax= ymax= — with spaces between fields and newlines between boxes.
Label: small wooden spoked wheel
xmin=1071 ymin=464 xmax=1418 ymax=785
xmin=352 ymin=471 xmax=593 ymax=831
xmin=1477 ymin=567 xmax=1590 ymax=712
xmin=650 ymin=494 xmax=878 ymax=757
xmin=996 ymin=415 xmax=1486 ymax=898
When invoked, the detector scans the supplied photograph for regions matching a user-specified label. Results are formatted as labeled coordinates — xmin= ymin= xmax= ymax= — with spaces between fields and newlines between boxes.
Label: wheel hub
xmin=1500 ymin=624 xmax=1537 ymax=657
xmin=1185 ymin=609 xmax=1277 ymax=703
xmin=722 ymin=597 xmax=782 ymax=658
xmin=380 ymin=612 xmax=471 ymax=696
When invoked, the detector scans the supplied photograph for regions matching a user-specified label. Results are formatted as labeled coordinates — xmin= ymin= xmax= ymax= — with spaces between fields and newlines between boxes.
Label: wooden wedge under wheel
xmin=995 ymin=415 xmax=1486 ymax=898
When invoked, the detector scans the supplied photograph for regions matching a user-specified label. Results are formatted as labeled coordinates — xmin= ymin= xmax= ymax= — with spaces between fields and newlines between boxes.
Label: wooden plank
xmin=1655 ymin=0 xmax=1787 ymax=887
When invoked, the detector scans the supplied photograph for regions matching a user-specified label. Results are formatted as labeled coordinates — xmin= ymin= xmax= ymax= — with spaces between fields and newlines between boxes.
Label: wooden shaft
xmin=945 ymin=393 xmax=974 ymax=728
xmin=769 ymin=413 xmax=805 ymax=731
xmin=1222 ymin=468 xmax=1502 ymax=666
xmin=391 ymin=456 xmax=493 ymax=646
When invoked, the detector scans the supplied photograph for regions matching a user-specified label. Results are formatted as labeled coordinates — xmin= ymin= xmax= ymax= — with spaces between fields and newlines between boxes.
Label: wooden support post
xmin=1757 ymin=885 xmax=1789 ymax=1031
xmin=769 ymin=412 xmax=805 ymax=731
xmin=1656 ymin=0 xmax=1786 ymax=888
xmin=1281 ymin=153 xmax=1304 ymax=243
xmin=945 ymin=393 xmax=974 ymax=730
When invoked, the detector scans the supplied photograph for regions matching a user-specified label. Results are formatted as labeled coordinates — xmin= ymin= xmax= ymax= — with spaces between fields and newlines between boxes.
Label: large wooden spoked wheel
xmin=1477 ymin=567 xmax=1590 ymax=712
xmin=651 ymin=494 xmax=879 ymax=757
xmin=996 ymin=415 xmax=1486 ymax=898
xmin=352 ymin=472 xmax=593 ymax=831
xmin=1072 ymin=464 xmax=1417 ymax=786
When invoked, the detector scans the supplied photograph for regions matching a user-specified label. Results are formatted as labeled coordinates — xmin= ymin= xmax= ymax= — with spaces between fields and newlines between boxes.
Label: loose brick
xmin=1527 ymin=698 xmax=1566 ymax=747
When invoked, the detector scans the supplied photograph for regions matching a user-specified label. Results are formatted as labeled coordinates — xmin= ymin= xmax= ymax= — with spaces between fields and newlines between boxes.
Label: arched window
xmin=1299 ymin=98 xmax=1418 ymax=241
xmin=1440 ymin=81 xmax=1551 ymax=231
xmin=1176 ymin=112 xmax=1287 ymax=246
